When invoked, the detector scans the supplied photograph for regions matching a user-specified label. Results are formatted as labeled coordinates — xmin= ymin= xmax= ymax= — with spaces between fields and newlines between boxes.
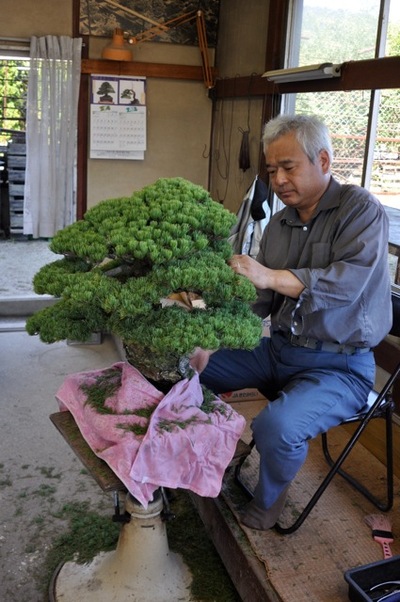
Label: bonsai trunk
xmin=123 ymin=342 xmax=193 ymax=393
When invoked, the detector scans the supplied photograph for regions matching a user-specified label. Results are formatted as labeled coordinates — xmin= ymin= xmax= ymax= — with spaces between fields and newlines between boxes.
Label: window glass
xmin=298 ymin=0 xmax=381 ymax=65
xmin=288 ymin=0 xmax=400 ymax=288
xmin=292 ymin=89 xmax=400 ymax=286
xmin=373 ymin=88 xmax=400 ymax=284
xmin=294 ymin=90 xmax=370 ymax=185
xmin=0 ymin=59 xmax=29 ymax=144
xmin=387 ymin=3 xmax=400 ymax=56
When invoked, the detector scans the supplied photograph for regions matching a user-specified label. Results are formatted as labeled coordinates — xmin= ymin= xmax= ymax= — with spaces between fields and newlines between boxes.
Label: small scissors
xmin=368 ymin=581 xmax=400 ymax=602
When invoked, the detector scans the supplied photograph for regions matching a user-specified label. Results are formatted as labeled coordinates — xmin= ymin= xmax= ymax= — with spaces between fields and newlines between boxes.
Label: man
xmin=196 ymin=114 xmax=392 ymax=530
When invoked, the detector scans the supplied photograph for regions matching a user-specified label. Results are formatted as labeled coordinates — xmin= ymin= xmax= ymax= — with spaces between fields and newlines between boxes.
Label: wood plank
xmin=49 ymin=410 xmax=251 ymax=488
xmin=190 ymin=492 xmax=281 ymax=602
xmin=374 ymin=338 xmax=400 ymax=412
xmin=49 ymin=411 xmax=126 ymax=492
xmin=344 ymin=417 xmax=400 ymax=479
xmin=81 ymin=58 xmax=214 ymax=82
xmin=76 ymin=72 xmax=89 ymax=221
xmin=213 ymin=56 xmax=400 ymax=99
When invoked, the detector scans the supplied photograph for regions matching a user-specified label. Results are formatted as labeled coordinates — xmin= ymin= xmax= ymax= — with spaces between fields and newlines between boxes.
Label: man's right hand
xmin=189 ymin=347 xmax=215 ymax=374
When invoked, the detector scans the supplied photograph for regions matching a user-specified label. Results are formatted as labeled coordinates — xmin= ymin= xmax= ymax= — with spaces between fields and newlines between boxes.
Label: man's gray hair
xmin=262 ymin=114 xmax=333 ymax=164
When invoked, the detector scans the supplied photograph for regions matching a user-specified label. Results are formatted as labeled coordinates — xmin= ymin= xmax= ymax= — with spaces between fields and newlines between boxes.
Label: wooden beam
xmin=374 ymin=338 xmax=400 ymax=413
xmin=214 ymin=55 xmax=400 ymax=99
xmin=264 ymin=0 xmax=290 ymax=72
xmin=76 ymin=72 xmax=89 ymax=221
xmin=266 ymin=56 xmax=400 ymax=94
xmin=81 ymin=58 xmax=213 ymax=82
xmin=190 ymin=491 xmax=279 ymax=602
xmin=72 ymin=0 xmax=80 ymax=38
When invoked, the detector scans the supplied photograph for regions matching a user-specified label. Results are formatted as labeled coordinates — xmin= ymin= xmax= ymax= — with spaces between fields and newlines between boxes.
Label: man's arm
xmin=190 ymin=255 xmax=305 ymax=374
xmin=230 ymin=254 xmax=305 ymax=299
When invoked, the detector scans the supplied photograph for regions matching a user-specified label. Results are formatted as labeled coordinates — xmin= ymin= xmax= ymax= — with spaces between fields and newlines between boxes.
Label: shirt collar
xmin=280 ymin=176 xmax=341 ymax=225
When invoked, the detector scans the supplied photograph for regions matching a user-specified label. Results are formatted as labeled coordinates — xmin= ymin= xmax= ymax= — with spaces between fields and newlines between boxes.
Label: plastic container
xmin=344 ymin=556 xmax=400 ymax=601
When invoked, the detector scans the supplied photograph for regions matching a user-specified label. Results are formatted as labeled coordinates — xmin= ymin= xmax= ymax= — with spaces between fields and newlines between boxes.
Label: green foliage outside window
xmin=0 ymin=59 xmax=29 ymax=143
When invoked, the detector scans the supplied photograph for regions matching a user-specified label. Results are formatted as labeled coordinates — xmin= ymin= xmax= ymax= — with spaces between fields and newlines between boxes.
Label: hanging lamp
xmin=101 ymin=28 xmax=133 ymax=62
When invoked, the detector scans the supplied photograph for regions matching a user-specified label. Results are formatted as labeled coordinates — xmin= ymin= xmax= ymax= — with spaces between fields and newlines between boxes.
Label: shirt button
xmin=303 ymin=226 xmax=307 ymax=231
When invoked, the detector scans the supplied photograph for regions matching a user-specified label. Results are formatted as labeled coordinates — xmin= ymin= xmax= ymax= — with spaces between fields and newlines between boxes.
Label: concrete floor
xmin=0 ymin=237 xmax=60 ymax=298
xmin=0 ymin=329 xmax=123 ymax=601
xmin=0 ymin=238 xmax=125 ymax=602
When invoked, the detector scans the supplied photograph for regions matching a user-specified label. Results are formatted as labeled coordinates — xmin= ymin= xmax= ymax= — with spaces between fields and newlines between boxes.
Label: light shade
xmin=102 ymin=28 xmax=133 ymax=62
xmin=263 ymin=63 xmax=342 ymax=83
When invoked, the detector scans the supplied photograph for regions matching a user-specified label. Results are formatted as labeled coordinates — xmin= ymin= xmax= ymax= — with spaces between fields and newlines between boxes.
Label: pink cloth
xmin=55 ymin=362 xmax=246 ymax=507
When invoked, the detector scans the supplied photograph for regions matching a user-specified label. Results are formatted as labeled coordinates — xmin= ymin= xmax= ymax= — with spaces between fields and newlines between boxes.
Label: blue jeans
xmin=200 ymin=332 xmax=375 ymax=509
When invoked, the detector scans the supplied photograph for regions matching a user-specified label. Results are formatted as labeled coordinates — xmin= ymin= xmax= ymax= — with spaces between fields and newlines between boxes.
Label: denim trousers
xmin=199 ymin=331 xmax=376 ymax=510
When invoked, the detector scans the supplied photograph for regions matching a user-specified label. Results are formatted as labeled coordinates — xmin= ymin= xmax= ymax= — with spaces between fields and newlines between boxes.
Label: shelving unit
xmin=7 ymin=134 xmax=26 ymax=234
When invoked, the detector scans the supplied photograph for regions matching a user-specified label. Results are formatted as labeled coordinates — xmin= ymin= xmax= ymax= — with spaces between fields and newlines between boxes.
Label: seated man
xmin=195 ymin=114 xmax=392 ymax=530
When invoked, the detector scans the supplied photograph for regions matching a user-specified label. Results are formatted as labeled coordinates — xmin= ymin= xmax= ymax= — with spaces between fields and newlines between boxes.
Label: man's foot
xmin=239 ymin=488 xmax=289 ymax=530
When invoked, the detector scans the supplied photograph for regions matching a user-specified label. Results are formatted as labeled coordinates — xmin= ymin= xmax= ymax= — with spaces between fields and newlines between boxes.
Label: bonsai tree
xmin=97 ymin=81 xmax=115 ymax=104
xmin=26 ymin=177 xmax=262 ymax=389
xmin=120 ymin=88 xmax=140 ymax=105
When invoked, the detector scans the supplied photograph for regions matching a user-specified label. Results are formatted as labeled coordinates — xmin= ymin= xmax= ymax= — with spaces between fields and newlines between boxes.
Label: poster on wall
xmin=90 ymin=75 xmax=147 ymax=160
xmin=78 ymin=0 xmax=220 ymax=47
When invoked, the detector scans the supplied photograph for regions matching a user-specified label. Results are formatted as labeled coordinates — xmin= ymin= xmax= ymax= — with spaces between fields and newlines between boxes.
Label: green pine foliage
xmin=26 ymin=177 xmax=262 ymax=361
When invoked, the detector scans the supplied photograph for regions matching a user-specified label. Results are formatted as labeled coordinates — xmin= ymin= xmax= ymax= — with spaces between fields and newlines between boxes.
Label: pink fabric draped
xmin=56 ymin=362 xmax=246 ymax=507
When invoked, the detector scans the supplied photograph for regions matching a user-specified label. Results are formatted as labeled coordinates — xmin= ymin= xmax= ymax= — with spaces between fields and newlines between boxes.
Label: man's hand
xmin=229 ymin=254 xmax=305 ymax=298
xmin=229 ymin=254 xmax=269 ymax=289
xmin=189 ymin=347 xmax=215 ymax=374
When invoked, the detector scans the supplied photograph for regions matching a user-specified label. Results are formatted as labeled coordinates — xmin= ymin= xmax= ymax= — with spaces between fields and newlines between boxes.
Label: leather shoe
xmin=239 ymin=488 xmax=289 ymax=531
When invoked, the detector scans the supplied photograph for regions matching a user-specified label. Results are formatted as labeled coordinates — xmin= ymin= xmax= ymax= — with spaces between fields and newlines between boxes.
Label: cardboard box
xmin=220 ymin=388 xmax=266 ymax=402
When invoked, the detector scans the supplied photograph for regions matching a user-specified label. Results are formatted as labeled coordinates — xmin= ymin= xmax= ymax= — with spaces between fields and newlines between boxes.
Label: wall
xmin=1 ymin=0 xmax=213 ymax=211
xmin=1 ymin=0 xmax=72 ymax=37
xmin=209 ymin=0 xmax=270 ymax=214
xmin=2 ymin=1 xmax=272 ymax=214
xmin=86 ymin=38 xmax=213 ymax=208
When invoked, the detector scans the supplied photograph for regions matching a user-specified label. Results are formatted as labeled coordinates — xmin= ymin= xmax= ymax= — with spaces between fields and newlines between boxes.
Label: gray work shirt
xmin=252 ymin=177 xmax=392 ymax=348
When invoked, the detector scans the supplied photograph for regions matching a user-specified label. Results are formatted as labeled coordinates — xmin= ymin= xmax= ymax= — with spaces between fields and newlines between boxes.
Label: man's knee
xmin=252 ymin=403 xmax=288 ymax=449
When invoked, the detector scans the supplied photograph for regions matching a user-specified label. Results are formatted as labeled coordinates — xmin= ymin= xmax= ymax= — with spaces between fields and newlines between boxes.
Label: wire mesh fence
xmin=295 ymin=90 xmax=400 ymax=284
xmin=295 ymin=89 xmax=400 ymax=195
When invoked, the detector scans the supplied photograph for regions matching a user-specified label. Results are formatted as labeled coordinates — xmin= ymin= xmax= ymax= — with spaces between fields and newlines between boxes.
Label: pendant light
xmin=101 ymin=28 xmax=133 ymax=62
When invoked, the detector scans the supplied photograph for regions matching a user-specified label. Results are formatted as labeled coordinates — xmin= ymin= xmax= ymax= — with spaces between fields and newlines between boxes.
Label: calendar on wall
xmin=90 ymin=75 xmax=147 ymax=160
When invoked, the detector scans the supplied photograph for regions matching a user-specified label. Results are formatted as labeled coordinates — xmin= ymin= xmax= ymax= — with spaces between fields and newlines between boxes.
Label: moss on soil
xmin=38 ymin=490 xmax=241 ymax=602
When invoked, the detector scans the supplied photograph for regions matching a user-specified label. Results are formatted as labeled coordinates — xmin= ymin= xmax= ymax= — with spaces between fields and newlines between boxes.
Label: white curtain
xmin=23 ymin=36 xmax=82 ymax=238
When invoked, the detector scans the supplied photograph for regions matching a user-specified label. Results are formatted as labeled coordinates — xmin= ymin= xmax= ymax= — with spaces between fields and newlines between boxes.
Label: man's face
xmin=265 ymin=131 xmax=330 ymax=216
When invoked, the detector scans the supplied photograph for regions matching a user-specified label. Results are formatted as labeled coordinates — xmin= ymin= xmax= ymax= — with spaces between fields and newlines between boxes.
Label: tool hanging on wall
xmin=238 ymin=128 xmax=250 ymax=171
xmin=238 ymin=73 xmax=257 ymax=171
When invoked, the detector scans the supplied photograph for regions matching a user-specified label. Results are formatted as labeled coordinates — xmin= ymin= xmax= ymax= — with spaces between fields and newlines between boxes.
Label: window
xmin=0 ymin=38 xmax=30 ymax=145
xmin=283 ymin=0 xmax=400 ymax=289
xmin=0 ymin=58 xmax=29 ymax=143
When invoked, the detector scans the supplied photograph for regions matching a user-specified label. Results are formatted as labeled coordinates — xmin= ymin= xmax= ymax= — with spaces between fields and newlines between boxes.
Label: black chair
xmin=235 ymin=294 xmax=400 ymax=535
